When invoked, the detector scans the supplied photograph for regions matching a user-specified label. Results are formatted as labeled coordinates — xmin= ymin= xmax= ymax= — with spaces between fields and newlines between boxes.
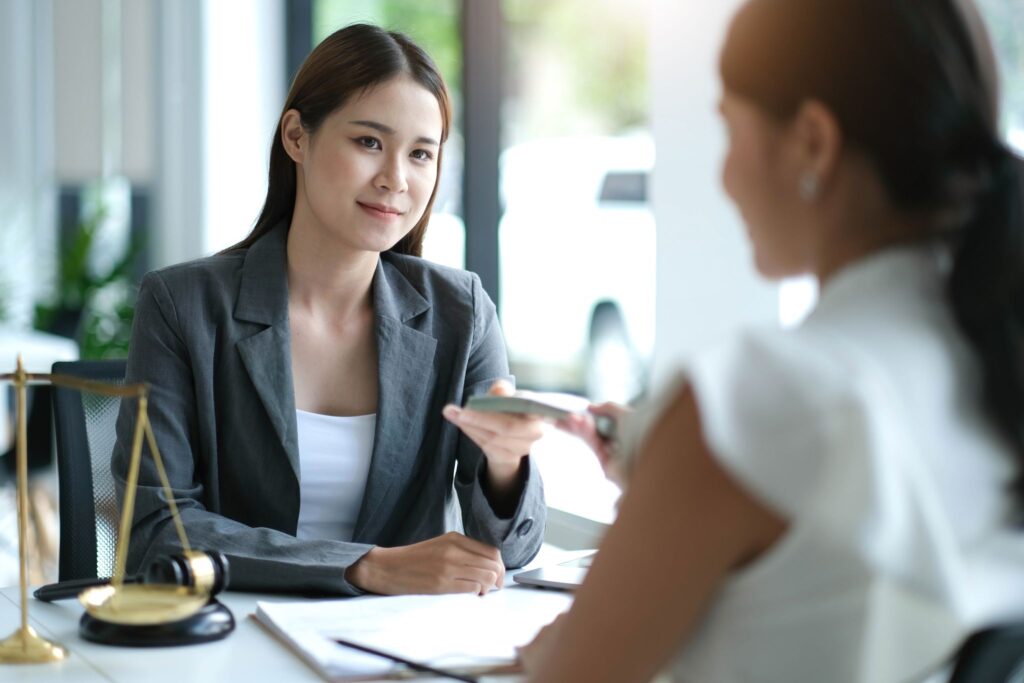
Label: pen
xmin=34 ymin=576 xmax=141 ymax=602
xmin=332 ymin=637 xmax=479 ymax=683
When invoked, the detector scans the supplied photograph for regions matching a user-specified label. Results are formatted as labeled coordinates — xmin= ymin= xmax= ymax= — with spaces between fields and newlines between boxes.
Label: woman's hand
xmin=517 ymin=612 xmax=568 ymax=675
xmin=346 ymin=532 xmax=505 ymax=596
xmin=443 ymin=380 xmax=545 ymax=496
xmin=556 ymin=403 xmax=631 ymax=486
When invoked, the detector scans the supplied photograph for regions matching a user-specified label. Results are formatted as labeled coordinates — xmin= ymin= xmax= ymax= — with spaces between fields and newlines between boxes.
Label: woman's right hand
xmin=345 ymin=531 xmax=505 ymax=596
xmin=556 ymin=403 xmax=631 ymax=486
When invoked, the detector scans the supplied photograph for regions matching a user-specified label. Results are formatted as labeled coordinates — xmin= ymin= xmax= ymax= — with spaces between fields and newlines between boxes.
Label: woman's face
xmin=718 ymin=91 xmax=814 ymax=278
xmin=293 ymin=76 xmax=443 ymax=253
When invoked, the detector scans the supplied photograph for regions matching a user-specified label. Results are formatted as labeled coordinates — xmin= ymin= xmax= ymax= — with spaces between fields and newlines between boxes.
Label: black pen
xmin=34 ymin=575 xmax=141 ymax=602
xmin=332 ymin=637 xmax=479 ymax=683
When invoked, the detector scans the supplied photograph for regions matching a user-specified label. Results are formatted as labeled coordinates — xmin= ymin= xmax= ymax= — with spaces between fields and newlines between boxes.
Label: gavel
xmin=33 ymin=550 xmax=230 ymax=603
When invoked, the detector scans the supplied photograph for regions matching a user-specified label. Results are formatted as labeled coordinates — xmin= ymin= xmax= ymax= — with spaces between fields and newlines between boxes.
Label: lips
xmin=357 ymin=201 xmax=404 ymax=218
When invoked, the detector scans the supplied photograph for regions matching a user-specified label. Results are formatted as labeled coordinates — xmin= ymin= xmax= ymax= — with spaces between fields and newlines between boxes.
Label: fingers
xmin=449 ymin=578 xmax=487 ymax=595
xmin=488 ymin=379 xmax=515 ymax=396
xmin=441 ymin=532 xmax=506 ymax=589
xmin=359 ymin=535 xmax=508 ymax=596
xmin=445 ymin=405 xmax=546 ymax=439
xmin=554 ymin=413 xmax=614 ymax=465
xmin=451 ymin=565 xmax=502 ymax=595
xmin=444 ymin=531 xmax=501 ymax=561
xmin=443 ymin=406 xmax=544 ymax=467
xmin=458 ymin=424 xmax=539 ymax=460
xmin=556 ymin=412 xmax=593 ymax=438
xmin=590 ymin=401 xmax=630 ymax=420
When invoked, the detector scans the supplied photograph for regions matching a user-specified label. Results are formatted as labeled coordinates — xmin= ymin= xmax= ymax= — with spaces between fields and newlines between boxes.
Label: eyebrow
xmin=349 ymin=120 xmax=440 ymax=146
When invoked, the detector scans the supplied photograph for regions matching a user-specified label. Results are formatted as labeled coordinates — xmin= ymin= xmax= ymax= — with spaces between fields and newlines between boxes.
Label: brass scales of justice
xmin=0 ymin=356 xmax=233 ymax=665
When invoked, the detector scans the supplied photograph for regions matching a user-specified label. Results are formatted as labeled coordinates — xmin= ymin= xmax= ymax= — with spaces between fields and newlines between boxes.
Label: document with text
xmin=254 ymin=587 xmax=573 ymax=681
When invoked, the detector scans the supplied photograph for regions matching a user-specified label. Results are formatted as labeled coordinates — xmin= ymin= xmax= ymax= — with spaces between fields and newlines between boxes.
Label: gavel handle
xmin=33 ymin=575 xmax=141 ymax=602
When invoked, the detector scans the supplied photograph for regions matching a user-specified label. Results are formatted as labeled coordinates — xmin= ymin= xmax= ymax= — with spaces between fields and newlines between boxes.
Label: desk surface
xmin=0 ymin=567 xmax=579 ymax=682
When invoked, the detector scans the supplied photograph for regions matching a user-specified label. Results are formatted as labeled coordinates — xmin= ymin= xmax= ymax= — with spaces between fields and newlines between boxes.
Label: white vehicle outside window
xmin=499 ymin=134 xmax=655 ymax=404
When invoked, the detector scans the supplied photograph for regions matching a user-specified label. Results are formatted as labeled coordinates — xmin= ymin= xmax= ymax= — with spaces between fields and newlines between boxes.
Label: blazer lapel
xmin=353 ymin=258 xmax=437 ymax=541
xmin=233 ymin=224 xmax=300 ymax=481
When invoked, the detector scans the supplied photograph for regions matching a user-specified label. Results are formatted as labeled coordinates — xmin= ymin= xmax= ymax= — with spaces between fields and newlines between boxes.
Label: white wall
xmin=122 ymin=0 xmax=154 ymax=183
xmin=53 ymin=0 xmax=102 ymax=183
xmin=53 ymin=0 xmax=153 ymax=185
xmin=152 ymin=0 xmax=205 ymax=270
xmin=0 ymin=0 xmax=56 ymax=328
xmin=152 ymin=0 xmax=284 ymax=268
xmin=649 ymin=0 xmax=777 ymax=382
xmin=203 ymin=0 xmax=285 ymax=254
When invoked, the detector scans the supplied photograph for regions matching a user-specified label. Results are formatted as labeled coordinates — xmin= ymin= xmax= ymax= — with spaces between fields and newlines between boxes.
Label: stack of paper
xmin=254 ymin=587 xmax=573 ymax=681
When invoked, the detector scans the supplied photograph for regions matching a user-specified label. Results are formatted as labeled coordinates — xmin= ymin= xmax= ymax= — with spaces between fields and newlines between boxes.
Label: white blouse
xmin=295 ymin=409 xmax=376 ymax=543
xmin=622 ymin=244 xmax=1024 ymax=683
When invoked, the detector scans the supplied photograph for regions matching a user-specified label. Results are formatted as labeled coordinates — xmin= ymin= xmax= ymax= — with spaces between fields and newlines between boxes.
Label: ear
xmin=791 ymin=99 xmax=843 ymax=191
xmin=280 ymin=109 xmax=307 ymax=164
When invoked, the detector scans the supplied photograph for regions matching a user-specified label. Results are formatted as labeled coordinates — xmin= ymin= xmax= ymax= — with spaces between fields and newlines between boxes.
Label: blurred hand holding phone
xmin=464 ymin=392 xmax=630 ymax=485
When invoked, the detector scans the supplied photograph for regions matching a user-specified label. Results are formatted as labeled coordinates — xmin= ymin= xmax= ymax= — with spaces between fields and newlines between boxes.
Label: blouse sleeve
xmin=620 ymin=329 xmax=852 ymax=521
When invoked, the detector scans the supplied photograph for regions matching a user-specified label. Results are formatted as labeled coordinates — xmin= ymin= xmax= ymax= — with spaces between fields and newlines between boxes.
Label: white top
xmin=295 ymin=409 xmax=376 ymax=542
xmin=621 ymin=245 xmax=1024 ymax=683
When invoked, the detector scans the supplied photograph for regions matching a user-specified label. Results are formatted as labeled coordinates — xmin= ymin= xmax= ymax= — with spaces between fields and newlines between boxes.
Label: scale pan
xmin=79 ymin=583 xmax=208 ymax=625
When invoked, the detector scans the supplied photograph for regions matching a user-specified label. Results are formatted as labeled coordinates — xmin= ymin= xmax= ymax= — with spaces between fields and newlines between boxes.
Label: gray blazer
xmin=112 ymin=223 xmax=545 ymax=595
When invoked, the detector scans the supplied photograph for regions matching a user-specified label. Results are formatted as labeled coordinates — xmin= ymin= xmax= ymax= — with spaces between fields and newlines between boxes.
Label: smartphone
xmin=464 ymin=394 xmax=616 ymax=440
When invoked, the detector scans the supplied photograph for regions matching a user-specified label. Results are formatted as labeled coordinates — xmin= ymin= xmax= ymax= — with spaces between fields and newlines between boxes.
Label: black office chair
xmin=950 ymin=622 xmax=1024 ymax=683
xmin=51 ymin=359 xmax=127 ymax=581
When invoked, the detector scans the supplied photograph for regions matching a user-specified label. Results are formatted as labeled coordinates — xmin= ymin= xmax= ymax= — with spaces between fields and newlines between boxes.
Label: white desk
xmin=0 ymin=582 xmax=573 ymax=682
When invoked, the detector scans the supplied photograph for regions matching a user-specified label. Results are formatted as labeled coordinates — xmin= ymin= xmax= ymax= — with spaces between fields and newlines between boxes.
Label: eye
xmin=411 ymin=148 xmax=435 ymax=162
xmin=354 ymin=136 xmax=382 ymax=150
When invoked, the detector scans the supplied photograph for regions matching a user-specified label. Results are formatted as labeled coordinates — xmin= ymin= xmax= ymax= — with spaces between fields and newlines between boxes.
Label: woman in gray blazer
xmin=112 ymin=24 xmax=545 ymax=597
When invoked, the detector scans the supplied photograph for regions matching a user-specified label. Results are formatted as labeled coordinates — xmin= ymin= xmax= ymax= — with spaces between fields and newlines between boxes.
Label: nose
xmin=374 ymin=154 xmax=408 ymax=194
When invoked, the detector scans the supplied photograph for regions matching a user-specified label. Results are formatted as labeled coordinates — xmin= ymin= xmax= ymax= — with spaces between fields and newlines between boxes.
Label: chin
xmin=363 ymin=231 xmax=412 ymax=254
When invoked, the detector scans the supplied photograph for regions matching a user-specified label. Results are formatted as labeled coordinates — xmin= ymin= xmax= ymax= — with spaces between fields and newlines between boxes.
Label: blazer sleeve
xmin=111 ymin=272 xmax=371 ymax=596
xmin=453 ymin=274 xmax=545 ymax=569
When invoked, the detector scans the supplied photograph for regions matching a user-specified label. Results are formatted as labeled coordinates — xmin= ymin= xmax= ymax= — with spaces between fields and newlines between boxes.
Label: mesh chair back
xmin=951 ymin=622 xmax=1024 ymax=683
xmin=51 ymin=360 xmax=127 ymax=581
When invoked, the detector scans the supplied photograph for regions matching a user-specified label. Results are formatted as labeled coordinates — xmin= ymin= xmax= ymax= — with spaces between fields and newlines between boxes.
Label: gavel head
xmin=142 ymin=550 xmax=230 ymax=595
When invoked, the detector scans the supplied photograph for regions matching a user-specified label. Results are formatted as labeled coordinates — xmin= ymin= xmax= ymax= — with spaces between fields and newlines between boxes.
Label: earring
xmin=799 ymin=172 xmax=820 ymax=201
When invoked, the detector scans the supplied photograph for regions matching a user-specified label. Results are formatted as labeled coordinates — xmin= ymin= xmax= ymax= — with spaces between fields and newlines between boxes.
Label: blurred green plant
xmin=33 ymin=204 xmax=140 ymax=359
xmin=505 ymin=0 xmax=649 ymax=139
xmin=313 ymin=0 xmax=462 ymax=98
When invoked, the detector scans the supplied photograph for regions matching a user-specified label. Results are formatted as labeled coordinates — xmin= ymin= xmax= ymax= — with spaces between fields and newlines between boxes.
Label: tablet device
xmin=512 ymin=552 xmax=596 ymax=591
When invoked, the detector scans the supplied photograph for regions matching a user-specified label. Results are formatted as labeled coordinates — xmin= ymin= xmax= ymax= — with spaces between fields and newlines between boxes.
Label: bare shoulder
xmin=629 ymin=383 xmax=788 ymax=567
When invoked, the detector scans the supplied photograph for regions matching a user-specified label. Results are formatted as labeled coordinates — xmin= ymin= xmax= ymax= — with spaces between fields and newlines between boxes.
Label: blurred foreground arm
xmin=521 ymin=384 xmax=787 ymax=683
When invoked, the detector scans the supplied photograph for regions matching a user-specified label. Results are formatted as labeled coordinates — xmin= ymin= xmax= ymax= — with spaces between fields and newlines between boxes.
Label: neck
xmin=812 ymin=163 xmax=927 ymax=286
xmin=286 ymin=215 xmax=378 ymax=321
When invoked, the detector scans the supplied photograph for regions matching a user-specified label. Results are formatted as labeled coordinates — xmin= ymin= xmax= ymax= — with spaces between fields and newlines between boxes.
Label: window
xmin=499 ymin=0 xmax=653 ymax=522
xmin=313 ymin=0 xmax=466 ymax=269
xmin=500 ymin=0 xmax=654 ymax=404
xmin=978 ymin=0 xmax=1024 ymax=152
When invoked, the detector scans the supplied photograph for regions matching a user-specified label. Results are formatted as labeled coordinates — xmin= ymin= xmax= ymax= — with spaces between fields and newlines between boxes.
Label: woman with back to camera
xmin=112 ymin=23 xmax=546 ymax=597
xmin=521 ymin=0 xmax=1024 ymax=680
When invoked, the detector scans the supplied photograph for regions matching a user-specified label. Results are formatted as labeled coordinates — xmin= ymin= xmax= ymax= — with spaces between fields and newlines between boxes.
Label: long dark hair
xmin=226 ymin=23 xmax=452 ymax=256
xmin=721 ymin=0 xmax=1024 ymax=505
